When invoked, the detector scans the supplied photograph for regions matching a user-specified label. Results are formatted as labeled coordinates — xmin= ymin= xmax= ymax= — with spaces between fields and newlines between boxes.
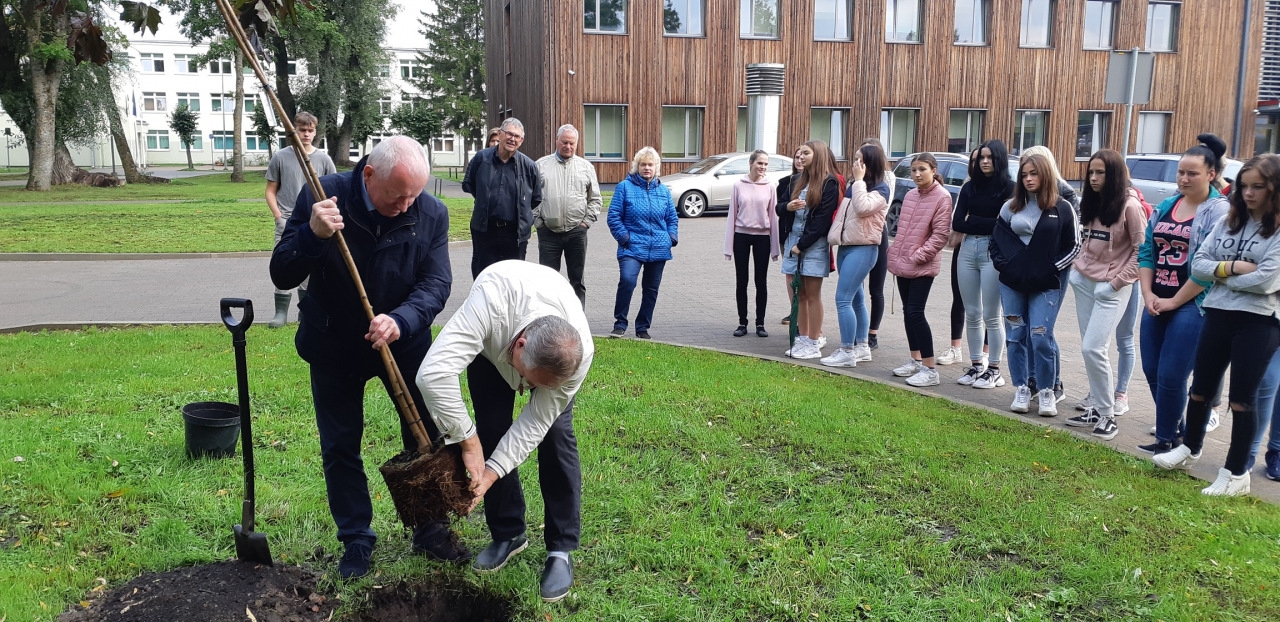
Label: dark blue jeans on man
xmin=1140 ymin=303 xmax=1204 ymax=443
xmin=612 ymin=257 xmax=666 ymax=333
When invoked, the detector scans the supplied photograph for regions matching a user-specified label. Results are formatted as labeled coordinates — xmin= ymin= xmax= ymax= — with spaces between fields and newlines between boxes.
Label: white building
xmin=0 ymin=4 xmax=472 ymax=171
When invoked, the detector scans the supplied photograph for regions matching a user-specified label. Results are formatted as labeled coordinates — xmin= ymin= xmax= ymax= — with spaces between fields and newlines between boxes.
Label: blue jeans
xmin=1000 ymin=284 xmax=1062 ymax=388
xmin=834 ymin=245 xmax=878 ymax=347
xmin=613 ymin=257 xmax=666 ymax=332
xmin=1250 ymin=348 xmax=1280 ymax=460
xmin=1140 ymin=302 xmax=1203 ymax=443
xmin=1114 ymin=284 xmax=1141 ymax=394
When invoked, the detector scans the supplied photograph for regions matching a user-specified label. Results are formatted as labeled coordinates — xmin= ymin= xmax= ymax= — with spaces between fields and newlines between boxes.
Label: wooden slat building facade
xmin=484 ymin=1 xmax=1264 ymax=183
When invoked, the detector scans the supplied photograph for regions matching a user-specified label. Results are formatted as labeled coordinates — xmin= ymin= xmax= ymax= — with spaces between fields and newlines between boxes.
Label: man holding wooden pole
xmin=270 ymin=136 xmax=465 ymax=579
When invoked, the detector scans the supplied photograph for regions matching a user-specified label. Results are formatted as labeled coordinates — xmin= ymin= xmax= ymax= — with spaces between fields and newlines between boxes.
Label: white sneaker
xmin=1037 ymin=389 xmax=1058 ymax=417
xmin=957 ymin=364 xmax=984 ymax=386
xmin=1153 ymin=444 xmax=1201 ymax=470
xmin=1011 ymin=386 xmax=1032 ymax=413
xmin=791 ymin=340 xmax=822 ymax=360
xmin=1202 ymin=468 xmax=1250 ymax=496
xmin=784 ymin=336 xmax=810 ymax=358
xmin=852 ymin=344 xmax=873 ymax=362
xmin=1074 ymin=394 xmax=1094 ymax=412
xmin=820 ymin=348 xmax=857 ymax=368
xmin=1206 ymin=409 xmax=1221 ymax=433
xmin=973 ymin=368 xmax=1005 ymax=389
xmin=893 ymin=360 xmax=923 ymax=377
xmin=816 ymin=335 xmax=827 ymax=349
xmin=906 ymin=367 xmax=941 ymax=387
xmin=936 ymin=346 xmax=962 ymax=366
xmin=1113 ymin=395 xmax=1129 ymax=416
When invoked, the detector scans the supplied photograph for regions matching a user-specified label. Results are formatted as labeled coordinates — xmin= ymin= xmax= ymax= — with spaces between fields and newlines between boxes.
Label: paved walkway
xmin=2 ymin=214 xmax=1277 ymax=503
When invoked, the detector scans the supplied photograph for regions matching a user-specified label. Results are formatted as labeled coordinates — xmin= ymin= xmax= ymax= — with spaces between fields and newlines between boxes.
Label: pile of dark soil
xmin=58 ymin=561 xmax=332 ymax=622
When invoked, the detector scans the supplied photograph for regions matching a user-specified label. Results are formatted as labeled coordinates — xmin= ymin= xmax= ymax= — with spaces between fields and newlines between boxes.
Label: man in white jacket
xmin=417 ymin=260 xmax=593 ymax=603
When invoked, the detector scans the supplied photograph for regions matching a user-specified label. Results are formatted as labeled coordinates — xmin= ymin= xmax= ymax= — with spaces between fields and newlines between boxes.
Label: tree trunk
xmin=231 ymin=49 xmax=245 ymax=182
xmin=185 ymin=144 xmax=194 ymax=169
xmin=104 ymin=82 xmax=141 ymax=184
xmin=335 ymin=114 xmax=354 ymax=167
xmin=272 ymin=34 xmax=297 ymax=121
xmin=23 ymin=10 xmax=65 ymax=191
xmin=50 ymin=142 xmax=84 ymax=185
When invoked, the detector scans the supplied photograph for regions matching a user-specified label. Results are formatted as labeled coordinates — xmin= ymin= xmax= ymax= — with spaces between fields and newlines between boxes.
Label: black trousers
xmin=310 ymin=352 xmax=443 ymax=546
xmin=896 ymin=275 xmax=936 ymax=359
xmin=950 ymin=250 xmax=965 ymax=341
xmin=1186 ymin=308 xmax=1280 ymax=475
xmin=537 ymin=224 xmax=589 ymax=308
xmin=471 ymin=220 xmax=528 ymax=279
xmin=869 ymin=228 xmax=889 ymax=331
xmin=732 ymin=232 xmax=771 ymax=325
xmin=468 ymin=355 xmax=582 ymax=551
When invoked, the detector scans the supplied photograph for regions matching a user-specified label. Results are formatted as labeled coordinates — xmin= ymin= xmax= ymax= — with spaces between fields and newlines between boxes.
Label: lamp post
xmin=3 ymin=127 xmax=11 ymax=172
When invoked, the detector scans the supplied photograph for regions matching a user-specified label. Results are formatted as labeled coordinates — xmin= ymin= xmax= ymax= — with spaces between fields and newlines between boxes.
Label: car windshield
xmin=680 ymin=156 xmax=728 ymax=175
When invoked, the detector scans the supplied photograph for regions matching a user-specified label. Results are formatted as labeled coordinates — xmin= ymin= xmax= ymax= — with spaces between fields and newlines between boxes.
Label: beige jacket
xmin=416 ymin=260 xmax=594 ymax=478
xmin=535 ymin=153 xmax=602 ymax=233
xmin=828 ymin=180 xmax=889 ymax=247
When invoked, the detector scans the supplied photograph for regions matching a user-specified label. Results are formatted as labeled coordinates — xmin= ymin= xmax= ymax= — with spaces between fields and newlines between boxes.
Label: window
xmin=810 ymin=108 xmax=849 ymax=159
xmin=954 ymin=0 xmax=988 ymax=45
xmin=432 ymin=137 xmax=455 ymax=152
xmin=948 ymin=109 xmax=984 ymax=153
xmin=661 ymin=107 xmax=704 ymax=160
xmin=173 ymin=54 xmax=197 ymax=73
xmin=142 ymin=92 xmax=167 ymax=112
xmin=246 ymin=135 xmax=269 ymax=151
xmin=1128 ymin=158 xmax=1176 ymax=182
xmin=585 ymin=0 xmax=627 ymax=33
xmin=400 ymin=60 xmax=424 ymax=79
xmin=209 ymin=59 xmax=233 ymax=74
xmin=1136 ymin=112 xmax=1170 ymax=153
xmin=176 ymin=93 xmax=200 ymax=112
xmin=244 ymin=96 xmax=257 ymax=114
xmin=377 ymin=63 xmax=390 ymax=78
xmin=740 ymin=0 xmax=779 ymax=38
xmin=145 ymin=130 xmax=170 ymax=150
xmin=1082 ymin=1 xmax=1117 ymax=50
xmin=814 ymin=0 xmax=851 ymax=41
xmin=583 ymin=105 xmax=626 ymax=159
xmin=1012 ymin=110 xmax=1048 ymax=155
xmin=140 ymin=53 xmax=165 ymax=73
xmin=211 ymin=131 xmax=234 ymax=151
xmin=880 ymin=108 xmax=918 ymax=158
xmin=664 ymin=0 xmax=704 ymax=36
xmin=1076 ymin=111 xmax=1110 ymax=159
xmin=940 ymin=161 xmax=969 ymax=186
xmin=736 ymin=106 xmax=748 ymax=152
xmin=378 ymin=96 xmax=393 ymax=115
xmin=211 ymin=93 xmax=234 ymax=112
xmin=1146 ymin=2 xmax=1180 ymax=52
xmin=286 ymin=61 xmax=298 ymax=75
xmin=1020 ymin=0 xmax=1054 ymax=47
xmin=885 ymin=0 xmax=922 ymax=43
xmin=184 ymin=136 xmax=203 ymax=150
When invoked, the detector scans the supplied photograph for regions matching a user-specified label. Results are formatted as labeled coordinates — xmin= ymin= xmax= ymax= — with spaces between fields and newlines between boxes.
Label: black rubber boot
xmin=269 ymin=292 xmax=291 ymax=328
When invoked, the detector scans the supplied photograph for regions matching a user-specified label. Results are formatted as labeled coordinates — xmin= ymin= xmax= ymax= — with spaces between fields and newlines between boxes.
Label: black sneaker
xmin=1054 ymin=382 xmax=1066 ymax=404
xmin=868 ymin=334 xmax=878 ymax=350
xmin=636 ymin=330 xmax=651 ymax=339
xmin=1138 ymin=440 xmax=1177 ymax=454
xmin=609 ymin=328 xmax=625 ymax=338
xmin=733 ymin=325 xmax=748 ymax=337
xmin=540 ymin=555 xmax=574 ymax=603
xmin=756 ymin=325 xmax=769 ymax=338
xmin=338 ymin=539 xmax=374 ymax=579
xmin=412 ymin=523 xmax=471 ymax=563
xmin=1027 ymin=377 xmax=1038 ymax=394
xmin=1091 ymin=415 xmax=1119 ymax=441
xmin=473 ymin=535 xmax=529 ymax=573
xmin=1065 ymin=408 xmax=1101 ymax=428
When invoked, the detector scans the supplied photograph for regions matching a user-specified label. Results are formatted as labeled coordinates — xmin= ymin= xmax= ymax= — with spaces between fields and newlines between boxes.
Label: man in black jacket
xmin=270 ymin=135 xmax=463 ymax=580
xmin=462 ymin=117 xmax=542 ymax=278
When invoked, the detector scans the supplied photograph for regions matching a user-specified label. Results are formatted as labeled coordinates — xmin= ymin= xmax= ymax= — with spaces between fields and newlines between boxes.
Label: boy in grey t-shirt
xmin=265 ymin=111 xmax=337 ymax=327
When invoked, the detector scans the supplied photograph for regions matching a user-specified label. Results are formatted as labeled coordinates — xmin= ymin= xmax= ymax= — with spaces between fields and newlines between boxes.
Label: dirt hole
xmin=348 ymin=578 xmax=516 ymax=622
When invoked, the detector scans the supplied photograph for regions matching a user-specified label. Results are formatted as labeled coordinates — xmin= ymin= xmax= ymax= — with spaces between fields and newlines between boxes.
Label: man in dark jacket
xmin=462 ymin=117 xmax=542 ymax=278
xmin=270 ymin=135 xmax=463 ymax=580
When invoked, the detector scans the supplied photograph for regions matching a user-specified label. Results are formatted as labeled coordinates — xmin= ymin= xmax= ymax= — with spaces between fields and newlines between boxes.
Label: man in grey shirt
xmin=265 ymin=111 xmax=338 ymax=327
xmin=535 ymin=124 xmax=601 ymax=308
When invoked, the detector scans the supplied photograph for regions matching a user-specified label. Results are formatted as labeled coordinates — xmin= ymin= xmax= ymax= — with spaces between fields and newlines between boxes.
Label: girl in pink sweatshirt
xmin=724 ymin=150 xmax=780 ymax=337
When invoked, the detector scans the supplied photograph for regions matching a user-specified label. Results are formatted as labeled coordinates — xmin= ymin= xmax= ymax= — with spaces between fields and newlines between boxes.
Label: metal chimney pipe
xmin=745 ymin=63 xmax=785 ymax=153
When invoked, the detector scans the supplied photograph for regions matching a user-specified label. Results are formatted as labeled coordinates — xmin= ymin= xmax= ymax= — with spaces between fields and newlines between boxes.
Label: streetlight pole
xmin=3 ymin=127 xmax=11 ymax=171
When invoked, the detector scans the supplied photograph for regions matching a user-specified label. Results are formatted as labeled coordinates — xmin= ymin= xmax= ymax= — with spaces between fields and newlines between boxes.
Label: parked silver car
xmin=659 ymin=152 xmax=794 ymax=218
xmin=1126 ymin=154 xmax=1243 ymax=206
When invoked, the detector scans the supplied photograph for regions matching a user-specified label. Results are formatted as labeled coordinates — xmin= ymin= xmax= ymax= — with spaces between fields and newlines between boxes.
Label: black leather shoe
xmin=412 ymin=523 xmax=471 ymax=563
xmin=636 ymin=331 xmax=651 ymax=339
xmin=609 ymin=328 xmax=625 ymax=337
xmin=473 ymin=535 xmax=528 ymax=573
xmin=733 ymin=325 xmax=748 ymax=337
xmin=540 ymin=555 xmax=573 ymax=603
xmin=756 ymin=325 xmax=768 ymax=338
xmin=338 ymin=539 xmax=374 ymax=579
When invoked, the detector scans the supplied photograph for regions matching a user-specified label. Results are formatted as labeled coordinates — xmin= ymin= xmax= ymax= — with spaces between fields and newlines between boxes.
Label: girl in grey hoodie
xmin=1154 ymin=154 xmax=1280 ymax=496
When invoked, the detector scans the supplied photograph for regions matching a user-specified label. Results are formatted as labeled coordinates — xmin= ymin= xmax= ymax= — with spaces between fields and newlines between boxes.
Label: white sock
xmin=547 ymin=551 xmax=570 ymax=562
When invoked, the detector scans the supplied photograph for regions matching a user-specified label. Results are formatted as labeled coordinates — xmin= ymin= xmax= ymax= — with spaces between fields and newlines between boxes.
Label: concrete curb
xmin=0 ymin=321 xmax=212 ymax=334
xmin=0 ymin=240 xmax=475 ymax=262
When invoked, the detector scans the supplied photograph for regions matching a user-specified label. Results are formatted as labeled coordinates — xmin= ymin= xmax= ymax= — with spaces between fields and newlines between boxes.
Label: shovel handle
xmin=220 ymin=298 xmax=254 ymax=340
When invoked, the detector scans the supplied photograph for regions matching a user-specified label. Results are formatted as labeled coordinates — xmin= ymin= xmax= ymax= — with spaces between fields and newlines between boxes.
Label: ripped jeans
xmin=999 ymin=283 xmax=1062 ymax=389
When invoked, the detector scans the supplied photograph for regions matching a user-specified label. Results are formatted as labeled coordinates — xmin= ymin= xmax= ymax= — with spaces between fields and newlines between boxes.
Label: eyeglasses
xmin=502 ymin=130 xmax=524 ymax=140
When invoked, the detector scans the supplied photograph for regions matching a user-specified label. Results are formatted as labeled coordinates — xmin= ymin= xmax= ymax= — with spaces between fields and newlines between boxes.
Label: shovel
xmin=221 ymin=297 xmax=273 ymax=566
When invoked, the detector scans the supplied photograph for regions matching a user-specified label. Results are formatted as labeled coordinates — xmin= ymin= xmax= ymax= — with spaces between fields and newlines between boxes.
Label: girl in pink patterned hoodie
xmin=724 ymin=150 xmax=780 ymax=338
xmin=886 ymin=153 xmax=953 ymax=387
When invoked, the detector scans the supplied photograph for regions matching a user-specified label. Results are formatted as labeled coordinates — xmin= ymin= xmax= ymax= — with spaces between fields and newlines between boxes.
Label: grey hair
xmin=518 ymin=316 xmax=583 ymax=384
xmin=367 ymin=135 xmax=429 ymax=181
xmin=630 ymin=146 xmax=661 ymax=175
xmin=556 ymin=124 xmax=579 ymax=140
xmin=500 ymin=117 xmax=525 ymax=135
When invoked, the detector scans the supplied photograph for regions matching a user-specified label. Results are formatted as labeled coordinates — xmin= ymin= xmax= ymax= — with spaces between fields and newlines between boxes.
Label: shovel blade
xmin=234 ymin=523 xmax=273 ymax=565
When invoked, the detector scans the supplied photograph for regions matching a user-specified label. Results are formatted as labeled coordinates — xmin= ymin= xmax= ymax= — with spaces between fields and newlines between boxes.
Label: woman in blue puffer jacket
xmin=608 ymin=146 xmax=679 ymax=339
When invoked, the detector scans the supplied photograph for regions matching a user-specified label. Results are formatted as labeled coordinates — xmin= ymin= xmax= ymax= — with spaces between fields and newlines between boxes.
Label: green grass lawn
xmin=1 ymin=327 xmax=1278 ymax=620
xmin=0 ymin=169 xmax=611 ymax=252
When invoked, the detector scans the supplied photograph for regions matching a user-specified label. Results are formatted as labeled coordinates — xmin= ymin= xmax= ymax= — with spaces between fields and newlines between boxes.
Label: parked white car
xmin=659 ymin=152 xmax=794 ymax=217
xmin=1127 ymin=154 xmax=1243 ymax=206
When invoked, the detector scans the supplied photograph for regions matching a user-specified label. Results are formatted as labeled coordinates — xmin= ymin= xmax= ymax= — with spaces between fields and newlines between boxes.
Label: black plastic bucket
xmin=182 ymin=401 xmax=240 ymax=459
